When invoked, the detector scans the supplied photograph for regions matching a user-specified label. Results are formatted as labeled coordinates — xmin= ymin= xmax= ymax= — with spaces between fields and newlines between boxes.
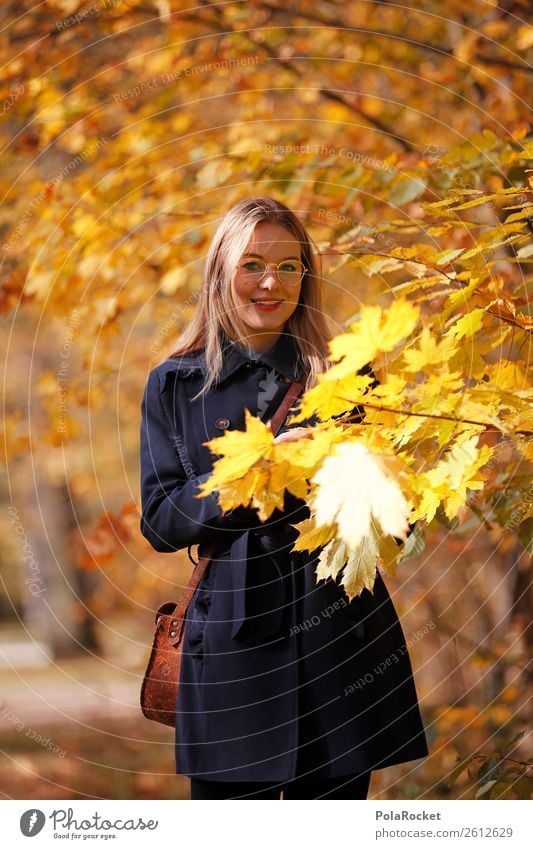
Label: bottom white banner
xmin=3 ymin=799 xmax=529 ymax=848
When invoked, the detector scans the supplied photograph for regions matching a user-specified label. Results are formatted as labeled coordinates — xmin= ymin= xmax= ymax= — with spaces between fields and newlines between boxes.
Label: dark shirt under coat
xmin=139 ymin=332 xmax=429 ymax=781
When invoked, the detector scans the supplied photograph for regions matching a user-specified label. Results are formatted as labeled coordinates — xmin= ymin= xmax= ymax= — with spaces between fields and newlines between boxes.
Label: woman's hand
xmin=273 ymin=426 xmax=313 ymax=444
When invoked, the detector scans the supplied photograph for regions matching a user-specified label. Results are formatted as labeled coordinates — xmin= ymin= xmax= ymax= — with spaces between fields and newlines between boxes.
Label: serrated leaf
xmin=342 ymin=530 xmax=379 ymax=598
xmin=291 ymin=372 xmax=374 ymax=422
xmin=310 ymin=442 xmax=411 ymax=553
xmin=315 ymin=537 xmax=350 ymax=583
xmin=327 ymin=300 xmax=420 ymax=379
xmin=398 ymin=522 xmax=426 ymax=562
xmin=199 ymin=409 xmax=274 ymax=485
xmin=451 ymin=308 xmax=485 ymax=340
xmin=403 ymin=326 xmax=457 ymax=372
xmin=293 ymin=518 xmax=337 ymax=553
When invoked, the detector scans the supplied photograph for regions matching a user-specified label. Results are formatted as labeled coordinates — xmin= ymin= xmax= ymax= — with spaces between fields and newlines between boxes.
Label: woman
xmin=140 ymin=196 xmax=428 ymax=799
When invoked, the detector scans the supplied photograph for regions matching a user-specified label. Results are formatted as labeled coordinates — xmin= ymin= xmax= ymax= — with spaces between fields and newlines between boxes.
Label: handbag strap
xmin=168 ymin=377 xmax=306 ymax=642
xmin=269 ymin=379 xmax=306 ymax=435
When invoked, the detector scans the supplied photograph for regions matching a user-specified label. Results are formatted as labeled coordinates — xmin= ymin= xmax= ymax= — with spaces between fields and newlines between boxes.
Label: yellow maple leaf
xmin=450 ymin=308 xmax=485 ymax=340
xmin=316 ymin=517 xmax=401 ymax=600
xmin=198 ymin=409 xmax=274 ymax=493
xmin=411 ymin=435 xmax=494 ymax=522
xmin=292 ymin=518 xmax=337 ymax=553
xmin=326 ymin=300 xmax=420 ymax=380
xmin=486 ymin=361 xmax=529 ymax=392
xmin=373 ymin=373 xmax=408 ymax=403
xmin=395 ymin=413 xmax=426 ymax=449
xmin=273 ymin=425 xmax=339 ymax=470
xmin=411 ymin=488 xmax=441 ymax=524
xmin=198 ymin=411 xmax=327 ymax=520
xmin=403 ymin=326 xmax=457 ymax=372
xmin=328 ymin=535 xmax=378 ymax=598
xmin=213 ymin=466 xmax=266 ymax=514
xmin=376 ymin=525 xmax=402 ymax=578
xmin=292 ymin=372 xmax=374 ymax=422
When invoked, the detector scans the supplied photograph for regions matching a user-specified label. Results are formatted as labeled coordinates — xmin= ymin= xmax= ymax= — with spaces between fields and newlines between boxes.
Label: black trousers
xmin=190 ymin=770 xmax=371 ymax=799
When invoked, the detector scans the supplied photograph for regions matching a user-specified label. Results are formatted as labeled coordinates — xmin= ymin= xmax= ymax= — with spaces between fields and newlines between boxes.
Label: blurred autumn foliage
xmin=0 ymin=0 xmax=531 ymax=799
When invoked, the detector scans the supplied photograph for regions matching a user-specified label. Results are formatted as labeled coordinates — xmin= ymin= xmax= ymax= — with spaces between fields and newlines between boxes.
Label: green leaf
xmin=398 ymin=522 xmax=426 ymax=562
xmin=435 ymin=504 xmax=459 ymax=530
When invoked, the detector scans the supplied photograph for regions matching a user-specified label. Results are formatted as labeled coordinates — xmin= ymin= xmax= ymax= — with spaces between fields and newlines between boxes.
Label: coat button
xmin=215 ymin=417 xmax=230 ymax=430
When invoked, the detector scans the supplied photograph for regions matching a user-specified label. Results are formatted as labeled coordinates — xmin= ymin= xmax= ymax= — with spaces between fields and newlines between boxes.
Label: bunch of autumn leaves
xmin=198 ymin=299 xmax=528 ymax=600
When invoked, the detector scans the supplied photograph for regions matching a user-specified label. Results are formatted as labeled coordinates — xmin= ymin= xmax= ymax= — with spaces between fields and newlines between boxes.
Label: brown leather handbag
xmin=140 ymin=379 xmax=305 ymax=727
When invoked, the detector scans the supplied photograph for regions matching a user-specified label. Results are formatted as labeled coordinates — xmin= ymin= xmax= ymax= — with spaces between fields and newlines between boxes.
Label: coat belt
xmin=229 ymin=529 xmax=294 ymax=643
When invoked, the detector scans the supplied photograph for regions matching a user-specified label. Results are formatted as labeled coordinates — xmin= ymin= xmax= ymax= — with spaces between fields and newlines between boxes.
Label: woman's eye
xmin=279 ymin=262 xmax=298 ymax=272
xmin=242 ymin=260 xmax=263 ymax=271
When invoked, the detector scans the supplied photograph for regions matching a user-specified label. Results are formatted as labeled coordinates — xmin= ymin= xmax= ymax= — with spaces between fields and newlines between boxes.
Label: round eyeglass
xmin=235 ymin=258 xmax=307 ymax=286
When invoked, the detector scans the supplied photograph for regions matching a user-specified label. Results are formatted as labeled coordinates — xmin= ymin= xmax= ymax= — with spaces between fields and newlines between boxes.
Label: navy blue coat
xmin=140 ymin=332 xmax=428 ymax=781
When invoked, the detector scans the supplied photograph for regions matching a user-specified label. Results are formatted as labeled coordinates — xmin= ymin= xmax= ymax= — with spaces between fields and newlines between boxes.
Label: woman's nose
xmin=259 ymin=265 xmax=279 ymax=288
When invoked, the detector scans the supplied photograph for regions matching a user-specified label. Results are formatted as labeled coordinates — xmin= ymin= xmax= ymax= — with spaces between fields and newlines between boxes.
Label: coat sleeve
xmin=139 ymin=369 xmax=258 ymax=553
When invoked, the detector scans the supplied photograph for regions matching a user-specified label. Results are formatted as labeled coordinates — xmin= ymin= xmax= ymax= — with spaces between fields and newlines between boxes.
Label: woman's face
xmin=229 ymin=221 xmax=303 ymax=347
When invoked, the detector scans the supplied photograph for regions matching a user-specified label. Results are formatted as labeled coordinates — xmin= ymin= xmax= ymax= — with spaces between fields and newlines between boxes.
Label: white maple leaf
xmin=310 ymin=442 xmax=411 ymax=553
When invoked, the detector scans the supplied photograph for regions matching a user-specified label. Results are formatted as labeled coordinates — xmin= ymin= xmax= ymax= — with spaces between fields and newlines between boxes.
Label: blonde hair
xmin=169 ymin=196 xmax=333 ymax=398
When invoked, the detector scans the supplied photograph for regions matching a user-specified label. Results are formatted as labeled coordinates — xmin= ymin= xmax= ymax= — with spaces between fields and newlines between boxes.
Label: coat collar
xmin=221 ymin=332 xmax=305 ymax=383
xmin=158 ymin=332 xmax=306 ymax=392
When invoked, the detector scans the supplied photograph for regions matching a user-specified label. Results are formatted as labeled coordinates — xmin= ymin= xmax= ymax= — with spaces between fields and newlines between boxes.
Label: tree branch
xmin=340 ymin=403 xmax=531 ymax=435
xmin=322 ymin=247 xmax=460 ymax=283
